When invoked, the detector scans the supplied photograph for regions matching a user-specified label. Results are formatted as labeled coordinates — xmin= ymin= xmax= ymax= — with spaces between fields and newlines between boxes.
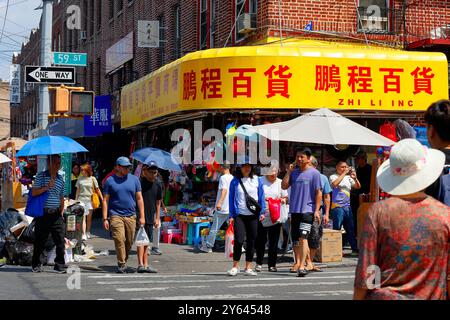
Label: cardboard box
xmin=314 ymin=229 xmax=343 ymax=263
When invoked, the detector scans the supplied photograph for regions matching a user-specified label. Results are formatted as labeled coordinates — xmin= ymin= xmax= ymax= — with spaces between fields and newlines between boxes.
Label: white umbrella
xmin=0 ymin=153 xmax=12 ymax=164
xmin=251 ymin=108 xmax=394 ymax=146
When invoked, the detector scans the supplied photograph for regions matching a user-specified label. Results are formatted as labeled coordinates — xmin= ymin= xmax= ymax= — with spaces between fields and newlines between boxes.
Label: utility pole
xmin=38 ymin=0 xmax=54 ymax=135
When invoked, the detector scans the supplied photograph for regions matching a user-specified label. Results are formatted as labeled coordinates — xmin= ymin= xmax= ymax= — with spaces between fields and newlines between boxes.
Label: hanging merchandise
xmin=413 ymin=126 xmax=431 ymax=147
xmin=379 ymin=121 xmax=398 ymax=142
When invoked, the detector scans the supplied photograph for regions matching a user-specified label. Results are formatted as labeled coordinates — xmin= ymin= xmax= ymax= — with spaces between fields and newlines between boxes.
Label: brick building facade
xmin=10 ymin=0 xmax=450 ymax=137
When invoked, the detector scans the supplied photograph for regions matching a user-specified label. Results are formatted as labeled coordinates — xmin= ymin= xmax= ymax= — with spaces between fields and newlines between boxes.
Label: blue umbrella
xmin=17 ymin=136 xmax=88 ymax=157
xmin=132 ymin=147 xmax=182 ymax=172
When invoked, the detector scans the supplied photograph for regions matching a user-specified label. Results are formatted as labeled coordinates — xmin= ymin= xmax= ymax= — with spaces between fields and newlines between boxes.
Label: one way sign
xmin=25 ymin=66 xmax=76 ymax=84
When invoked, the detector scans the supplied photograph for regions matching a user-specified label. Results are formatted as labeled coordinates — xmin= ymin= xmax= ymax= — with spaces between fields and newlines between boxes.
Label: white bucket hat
xmin=377 ymin=139 xmax=445 ymax=196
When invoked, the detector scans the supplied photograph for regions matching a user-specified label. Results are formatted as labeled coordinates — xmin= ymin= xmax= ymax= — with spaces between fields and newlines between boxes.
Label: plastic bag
xmin=394 ymin=119 xmax=416 ymax=141
xmin=47 ymin=246 xmax=73 ymax=265
xmin=267 ymin=198 xmax=281 ymax=223
xmin=224 ymin=222 xmax=234 ymax=259
xmin=5 ymin=240 xmax=33 ymax=266
xmin=135 ymin=226 xmax=150 ymax=247
xmin=279 ymin=204 xmax=288 ymax=224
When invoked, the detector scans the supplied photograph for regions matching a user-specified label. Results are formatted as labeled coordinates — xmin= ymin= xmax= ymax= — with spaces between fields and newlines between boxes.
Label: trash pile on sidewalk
xmin=0 ymin=207 xmax=108 ymax=267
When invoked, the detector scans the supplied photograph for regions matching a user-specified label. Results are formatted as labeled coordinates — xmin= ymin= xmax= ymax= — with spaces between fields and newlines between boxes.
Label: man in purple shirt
xmin=282 ymin=148 xmax=323 ymax=277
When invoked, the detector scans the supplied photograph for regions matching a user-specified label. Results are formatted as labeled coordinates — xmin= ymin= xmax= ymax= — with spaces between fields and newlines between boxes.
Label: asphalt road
xmin=0 ymin=265 xmax=355 ymax=300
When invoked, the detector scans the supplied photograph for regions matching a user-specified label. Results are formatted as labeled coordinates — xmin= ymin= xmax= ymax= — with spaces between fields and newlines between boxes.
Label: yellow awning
xmin=121 ymin=39 xmax=448 ymax=129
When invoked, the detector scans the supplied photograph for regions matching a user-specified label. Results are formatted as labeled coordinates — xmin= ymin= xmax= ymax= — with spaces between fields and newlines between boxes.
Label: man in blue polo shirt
xmin=102 ymin=157 xmax=145 ymax=273
xmin=31 ymin=154 xmax=66 ymax=274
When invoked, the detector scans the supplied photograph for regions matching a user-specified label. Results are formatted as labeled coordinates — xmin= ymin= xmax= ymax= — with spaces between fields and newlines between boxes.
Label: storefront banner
xmin=48 ymin=118 xmax=84 ymax=138
xmin=121 ymin=45 xmax=448 ymax=129
xmin=84 ymin=95 xmax=113 ymax=137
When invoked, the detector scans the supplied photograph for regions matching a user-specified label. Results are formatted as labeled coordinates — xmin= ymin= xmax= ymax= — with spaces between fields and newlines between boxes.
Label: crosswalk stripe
xmin=152 ymin=294 xmax=272 ymax=300
xmin=229 ymin=281 xmax=350 ymax=288
xmin=88 ymin=270 xmax=355 ymax=279
xmin=97 ymin=275 xmax=354 ymax=285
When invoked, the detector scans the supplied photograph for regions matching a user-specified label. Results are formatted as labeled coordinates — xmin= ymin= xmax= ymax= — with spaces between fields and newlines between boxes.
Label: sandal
xmin=307 ymin=266 xmax=323 ymax=272
xmin=290 ymin=265 xmax=300 ymax=273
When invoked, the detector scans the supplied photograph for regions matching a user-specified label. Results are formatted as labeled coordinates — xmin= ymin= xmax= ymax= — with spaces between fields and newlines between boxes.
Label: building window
xmin=109 ymin=0 xmax=114 ymax=19
xmin=97 ymin=57 xmax=102 ymax=93
xmin=158 ymin=15 xmax=165 ymax=67
xmin=96 ymin=0 xmax=102 ymax=31
xmin=200 ymin=0 xmax=207 ymax=49
xmin=117 ymin=0 xmax=123 ymax=14
xmin=174 ymin=5 xmax=181 ymax=59
xmin=89 ymin=0 xmax=94 ymax=36
xmin=210 ymin=0 xmax=216 ymax=48
xmin=357 ymin=0 xmax=390 ymax=34
xmin=199 ymin=0 xmax=217 ymax=50
xmin=235 ymin=0 xmax=257 ymax=43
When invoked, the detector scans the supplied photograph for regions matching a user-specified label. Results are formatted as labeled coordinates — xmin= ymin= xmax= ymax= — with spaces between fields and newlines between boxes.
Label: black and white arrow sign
xmin=25 ymin=66 xmax=76 ymax=84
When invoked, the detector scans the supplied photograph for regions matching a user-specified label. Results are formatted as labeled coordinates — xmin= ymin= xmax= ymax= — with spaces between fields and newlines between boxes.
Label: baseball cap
xmin=116 ymin=156 xmax=132 ymax=167
xmin=144 ymin=160 xmax=158 ymax=169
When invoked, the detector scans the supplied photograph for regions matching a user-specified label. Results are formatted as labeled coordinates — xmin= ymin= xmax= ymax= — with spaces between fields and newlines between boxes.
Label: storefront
xmin=120 ymin=39 xmax=449 ymax=246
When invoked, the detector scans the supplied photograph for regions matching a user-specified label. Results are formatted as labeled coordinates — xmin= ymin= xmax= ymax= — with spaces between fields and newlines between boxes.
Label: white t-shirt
xmin=215 ymin=173 xmax=234 ymax=214
xmin=262 ymin=177 xmax=288 ymax=214
xmin=262 ymin=177 xmax=288 ymax=200
xmin=329 ymin=174 xmax=355 ymax=194
xmin=236 ymin=176 xmax=260 ymax=216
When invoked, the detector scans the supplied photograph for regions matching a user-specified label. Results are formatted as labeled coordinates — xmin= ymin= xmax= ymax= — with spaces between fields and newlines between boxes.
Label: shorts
xmin=291 ymin=213 xmax=314 ymax=241
xmin=308 ymin=219 xmax=323 ymax=249
xmin=79 ymin=200 xmax=93 ymax=215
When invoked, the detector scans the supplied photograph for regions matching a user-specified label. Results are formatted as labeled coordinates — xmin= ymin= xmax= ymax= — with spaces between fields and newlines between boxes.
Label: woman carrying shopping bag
xmin=227 ymin=158 xmax=266 ymax=276
xmin=255 ymin=161 xmax=288 ymax=272
xmin=76 ymin=163 xmax=103 ymax=240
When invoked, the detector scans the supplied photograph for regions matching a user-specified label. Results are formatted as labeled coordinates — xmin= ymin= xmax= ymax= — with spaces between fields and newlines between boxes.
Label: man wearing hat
xmin=102 ymin=157 xmax=145 ymax=273
xmin=137 ymin=161 xmax=161 ymax=273
xmin=354 ymin=139 xmax=450 ymax=300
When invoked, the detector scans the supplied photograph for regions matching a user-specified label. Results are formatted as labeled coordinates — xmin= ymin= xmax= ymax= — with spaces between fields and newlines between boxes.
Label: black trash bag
xmin=0 ymin=209 xmax=23 ymax=257
xmin=66 ymin=203 xmax=84 ymax=216
xmin=19 ymin=220 xmax=36 ymax=243
xmin=4 ymin=240 xmax=34 ymax=266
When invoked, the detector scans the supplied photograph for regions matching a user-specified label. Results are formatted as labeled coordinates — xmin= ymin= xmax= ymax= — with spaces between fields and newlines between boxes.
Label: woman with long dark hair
xmin=227 ymin=159 xmax=266 ymax=276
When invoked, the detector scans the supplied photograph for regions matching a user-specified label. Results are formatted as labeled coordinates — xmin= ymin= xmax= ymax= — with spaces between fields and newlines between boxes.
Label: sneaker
xmin=242 ymin=247 xmax=246 ymax=253
xmin=349 ymin=250 xmax=359 ymax=257
xmin=116 ymin=265 xmax=126 ymax=274
xmin=86 ymin=233 xmax=92 ymax=239
xmin=32 ymin=266 xmax=43 ymax=273
xmin=144 ymin=266 xmax=158 ymax=273
xmin=82 ymin=234 xmax=87 ymax=241
xmin=200 ymin=246 xmax=212 ymax=253
xmin=137 ymin=265 xmax=146 ymax=273
xmin=297 ymin=269 xmax=308 ymax=277
xmin=227 ymin=267 xmax=240 ymax=276
xmin=151 ymin=247 xmax=162 ymax=255
xmin=268 ymin=267 xmax=278 ymax=272
xmin=54 ymin=265 xmax=67 ymax=274
xmin=244 ymin=269 xmax=257 ymax=276
xmin=255 ymin=265 xmax=263 ymax=272
xmin=286 ymin=248 xmax=293 ymax=254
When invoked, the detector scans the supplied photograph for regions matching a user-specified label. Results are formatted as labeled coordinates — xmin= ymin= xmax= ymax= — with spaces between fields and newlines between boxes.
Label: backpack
xmin=437 ymin=166 xmax=450 ymax=206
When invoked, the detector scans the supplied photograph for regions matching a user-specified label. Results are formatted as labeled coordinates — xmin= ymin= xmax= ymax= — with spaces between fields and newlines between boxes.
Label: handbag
xmin=238 ymin=178 xmax=261 ymax=215
xmin=25 ymin=190 xmax=49 ymax=218
xmin=91 ymin=177 xmax=100 ymax=210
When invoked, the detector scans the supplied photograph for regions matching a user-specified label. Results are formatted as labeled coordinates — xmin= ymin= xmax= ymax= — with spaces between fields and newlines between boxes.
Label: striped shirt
xmin=33 ymin=170 xmax=65 ymax=209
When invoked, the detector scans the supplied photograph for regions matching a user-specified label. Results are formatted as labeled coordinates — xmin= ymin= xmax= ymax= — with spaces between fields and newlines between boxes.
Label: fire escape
xmin=404 ymin=0 xmax=450 ymax=50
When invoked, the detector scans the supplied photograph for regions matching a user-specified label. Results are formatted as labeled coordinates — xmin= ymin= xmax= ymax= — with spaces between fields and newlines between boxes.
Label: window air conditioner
xmin=237 ymin=13 xmax=257 ymax=34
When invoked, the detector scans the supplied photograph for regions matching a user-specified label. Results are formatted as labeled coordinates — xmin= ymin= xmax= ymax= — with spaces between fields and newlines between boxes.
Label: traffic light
xmin=51 ymin=87 xmax=70 ymax=113
xmin=70 ymin=91 xmax=95 ymax=115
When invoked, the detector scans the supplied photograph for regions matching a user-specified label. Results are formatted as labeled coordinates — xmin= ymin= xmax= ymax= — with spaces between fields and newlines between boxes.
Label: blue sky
xmin=0 ymin=0 xmax=42 ymax=81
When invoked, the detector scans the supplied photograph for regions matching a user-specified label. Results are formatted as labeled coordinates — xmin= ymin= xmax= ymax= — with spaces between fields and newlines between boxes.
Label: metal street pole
xmin=37 ymin=0 xmax=53 ymax=171
xmin=38 ymin=0 xmax=53 ymax=134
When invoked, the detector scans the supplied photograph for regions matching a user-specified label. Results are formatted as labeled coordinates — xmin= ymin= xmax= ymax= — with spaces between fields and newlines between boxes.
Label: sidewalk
xmin=76 ymin=218 xmax=358 ymax=274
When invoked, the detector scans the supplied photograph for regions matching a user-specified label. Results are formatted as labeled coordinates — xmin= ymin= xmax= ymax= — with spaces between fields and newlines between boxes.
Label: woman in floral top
xmin=354 ymin=139 xmax=450 ymax=300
